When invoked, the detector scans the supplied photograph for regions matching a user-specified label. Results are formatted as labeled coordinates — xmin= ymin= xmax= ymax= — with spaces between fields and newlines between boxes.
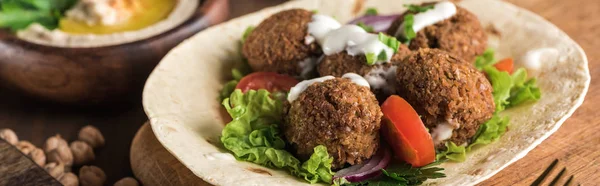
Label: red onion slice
xmin=347 ymin=14 xmax=401 ymax=33
xmin=333 ymin=146 xmax=392 ymax=183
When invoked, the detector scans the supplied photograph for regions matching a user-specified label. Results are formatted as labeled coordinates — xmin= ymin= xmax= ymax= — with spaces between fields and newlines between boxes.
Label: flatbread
xmin=142 ymin=0 xmax=590 ymax=185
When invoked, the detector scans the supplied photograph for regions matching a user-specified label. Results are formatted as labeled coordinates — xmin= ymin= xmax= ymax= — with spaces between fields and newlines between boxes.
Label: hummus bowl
xmin=143 ymin=0 xmax=589 ymax=185
xmin=0 ymin=0 xmax=229 ymax=104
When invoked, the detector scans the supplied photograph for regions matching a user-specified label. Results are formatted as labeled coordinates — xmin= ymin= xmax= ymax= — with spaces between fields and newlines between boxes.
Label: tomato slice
xmin=380 ymin=95 xmax=435 ymax=167
xmin=494 ymin=58 xmax=514 ymax=74
xmin=235 ymin=72 xmax=299 ymax=93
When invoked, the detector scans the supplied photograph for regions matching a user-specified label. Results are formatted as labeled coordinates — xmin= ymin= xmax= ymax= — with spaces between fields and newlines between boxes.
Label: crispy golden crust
xmin=242 ymin=9 xmax=321 ymax=77
xmin=387 ymin=5 xmax=487 ymax=63
xmin=396 ymin=49 xmax=494 ymax=146
xmin=283 ymin=78 xmax=382 ymax=169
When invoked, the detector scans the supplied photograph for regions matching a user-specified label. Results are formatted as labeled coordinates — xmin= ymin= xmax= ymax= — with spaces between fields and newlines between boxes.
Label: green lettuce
xmin=474 ymin=49 xmax=495 ymax=70
xmin=221 ymin=90 xmax=334 ymax=183
xmin=436 ymin=142 xmax=466 ymax=162
xmin=468 ymin=114 xmax=510 ymax=151
xmin=484 ymin=66 xmax=541 ymax=112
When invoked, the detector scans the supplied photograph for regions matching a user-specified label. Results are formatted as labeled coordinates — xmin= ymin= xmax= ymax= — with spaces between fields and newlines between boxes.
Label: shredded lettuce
xmin=404 ymin=4 xmax=434 ymax=13
xmin=378 ymin=33 xmax=400 ymax=53
xmin=220 ymin=90 xmax=334 ymax=184
xmin=401 ymin=14 xmax=416 ymax=43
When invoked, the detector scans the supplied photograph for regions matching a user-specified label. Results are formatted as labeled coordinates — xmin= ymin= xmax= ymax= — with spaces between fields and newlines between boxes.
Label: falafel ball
xmin=242 ymin=9 xmax=321 ymax=77
xmin=396 ymin=48 xmax=494 ymax=146
xmin=386 ymin=4 xmax=487 ymax=63
xmin=284 ymin=78 xmax=382 ymax=169
xmin=317 ymin=45 xmax=411 ymax=99
xmin=317 ymin=44 xmax=411 ymax=77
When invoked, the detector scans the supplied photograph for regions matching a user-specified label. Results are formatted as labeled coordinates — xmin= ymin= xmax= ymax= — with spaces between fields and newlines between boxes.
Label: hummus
xmin=16 ymin=0 xmax=198 ymax=48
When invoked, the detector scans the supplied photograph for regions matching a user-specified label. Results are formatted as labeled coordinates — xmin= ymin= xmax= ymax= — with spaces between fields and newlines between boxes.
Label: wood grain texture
xmin=0 ymin=139 xmax=61 ymax=186
xmin=130 ymin=0 xmax=600 ymax=186
xmin=0 ymin=0 xmax=229 ymax=104
xmin=131 ymin=123 xmax=210 ymax=186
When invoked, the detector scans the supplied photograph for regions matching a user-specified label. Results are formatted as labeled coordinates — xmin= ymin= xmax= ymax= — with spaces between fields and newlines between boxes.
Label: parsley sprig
xmin=342 ymin=161 xmax=446 ymax=186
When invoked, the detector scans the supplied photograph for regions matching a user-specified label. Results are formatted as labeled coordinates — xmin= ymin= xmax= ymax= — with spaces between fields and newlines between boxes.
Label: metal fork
xmin=530 ymin=159 xmax=577 ymax=186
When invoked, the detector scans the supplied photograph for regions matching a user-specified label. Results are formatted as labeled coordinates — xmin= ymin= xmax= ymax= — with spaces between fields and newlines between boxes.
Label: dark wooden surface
xmin=0 ymin=139 xmax=61 ymax=186
xmin=2 ymin=0 xmax=598 ymax=185
xmin=0 ymin=0 xmax=228 ymax=104
xmin=0 ymin=0 xmax=284 ymax=185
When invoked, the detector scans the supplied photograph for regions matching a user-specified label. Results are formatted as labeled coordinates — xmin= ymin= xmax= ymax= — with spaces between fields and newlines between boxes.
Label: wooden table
xmin=1 ymin=0 xmax=598 ymax=185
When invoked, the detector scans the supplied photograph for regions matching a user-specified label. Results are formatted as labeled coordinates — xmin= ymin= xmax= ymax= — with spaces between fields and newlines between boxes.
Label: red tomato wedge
xmin=494 ymin=58 xmax=514 ymax=74
xmin=236 ymin=72 xmax=299 ymax=93
xmin=380 ymin=95 xmax=435 ymax=167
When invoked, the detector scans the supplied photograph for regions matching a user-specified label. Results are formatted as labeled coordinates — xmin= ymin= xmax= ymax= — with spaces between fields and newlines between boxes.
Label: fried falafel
xmin=242 ymin=9 xmax=321 ymax=77
xmin=317 ymin=45 xmax=411 ymax=99
xmin=387 ymin=4 xmax=487 ymax=63
xmin=284 ymin=78 xmax=382 ymax=169
xmin=396 ymin=48 xmax=494 ymax=146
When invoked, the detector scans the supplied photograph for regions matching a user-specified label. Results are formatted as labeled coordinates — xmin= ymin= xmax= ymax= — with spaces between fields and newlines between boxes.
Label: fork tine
xmin=548 ymin=167 xmax=567 ymax=186
xmin=563 ymin=175 xmax=574 ymax=186
xmin=531 ymin=159 xmax=559 ymax=186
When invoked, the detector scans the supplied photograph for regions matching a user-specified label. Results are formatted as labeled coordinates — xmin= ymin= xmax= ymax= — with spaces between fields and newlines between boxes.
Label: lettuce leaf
xmin=474 ymin=49 xmax=495 ymax=70
xmin=221 ymin=90 xmax=334 ymax=183
xmin=484 ymin=66 xmax=541 ymax=112
xmin=468 ymin=114 xmax=510 ymax=151
xmin=436 ymin=142 xmax=466 ymax=162
xmin=483 ymin=66 xmax=513 ymax=112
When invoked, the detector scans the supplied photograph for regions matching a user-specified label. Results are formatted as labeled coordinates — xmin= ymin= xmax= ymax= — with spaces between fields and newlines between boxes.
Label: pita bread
xmin=142 ymin=0 xmax=590 ymax=185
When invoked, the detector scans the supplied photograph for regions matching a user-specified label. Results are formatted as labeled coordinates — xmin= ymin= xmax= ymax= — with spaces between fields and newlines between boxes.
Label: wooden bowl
xmin=0 ymin=0 xmax=229 ymax=104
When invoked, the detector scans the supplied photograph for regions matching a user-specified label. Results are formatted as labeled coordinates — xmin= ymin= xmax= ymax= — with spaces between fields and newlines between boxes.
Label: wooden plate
xmin=0 ymin=0 xmax=229 ymax=104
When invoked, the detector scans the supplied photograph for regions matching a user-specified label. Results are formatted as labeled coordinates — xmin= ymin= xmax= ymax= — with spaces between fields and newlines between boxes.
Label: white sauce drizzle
xmin=204 ymin=152 xmax=235 ymax=161
xmin=431 ymin=122 xmax=455 ymax=145
xmin=394 ymin=1 xmax=457 ymax=38
xmin=287 ymin=73 xmax=370 ymax=103
xmin=520 ymin=48 xmax=559 ymax=72
xmin=306 ymin=15 xmax=394 ymax=64
xmin=287 ymin=76 xmax=335 ymax=103
xmin=364 ymin=66 xmax=398 ymax=94
xmin=342 ymin=73 xmax=370 ymax=88
xmin=306 ymin=15 xmax=341 ymax=45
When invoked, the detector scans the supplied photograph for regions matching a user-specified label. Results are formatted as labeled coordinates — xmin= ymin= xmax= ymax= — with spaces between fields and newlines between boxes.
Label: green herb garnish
xmin=0 ymin=0 xmax=77 ymax=31
xmin=401 ymin=14 xmax=417 ymax=43
xmin=365 ymin=8 xmax=378 ymax=16
xmin=357 ymin=22 xmax=374 ymax=32
xmin=241 ymin=26 xmax=255 ymax=44
xmin=311 ymin=9 xmax=319 ymax=14
xmin=404 ymin=4 xmax=434 ymax=13
xmin=342 ymin=161 xmax=446 ymax=186
xmin=378 ymin=32 xmax=400 ymax=53
xmin=366 ymin=50 xmax=389 ymax=66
